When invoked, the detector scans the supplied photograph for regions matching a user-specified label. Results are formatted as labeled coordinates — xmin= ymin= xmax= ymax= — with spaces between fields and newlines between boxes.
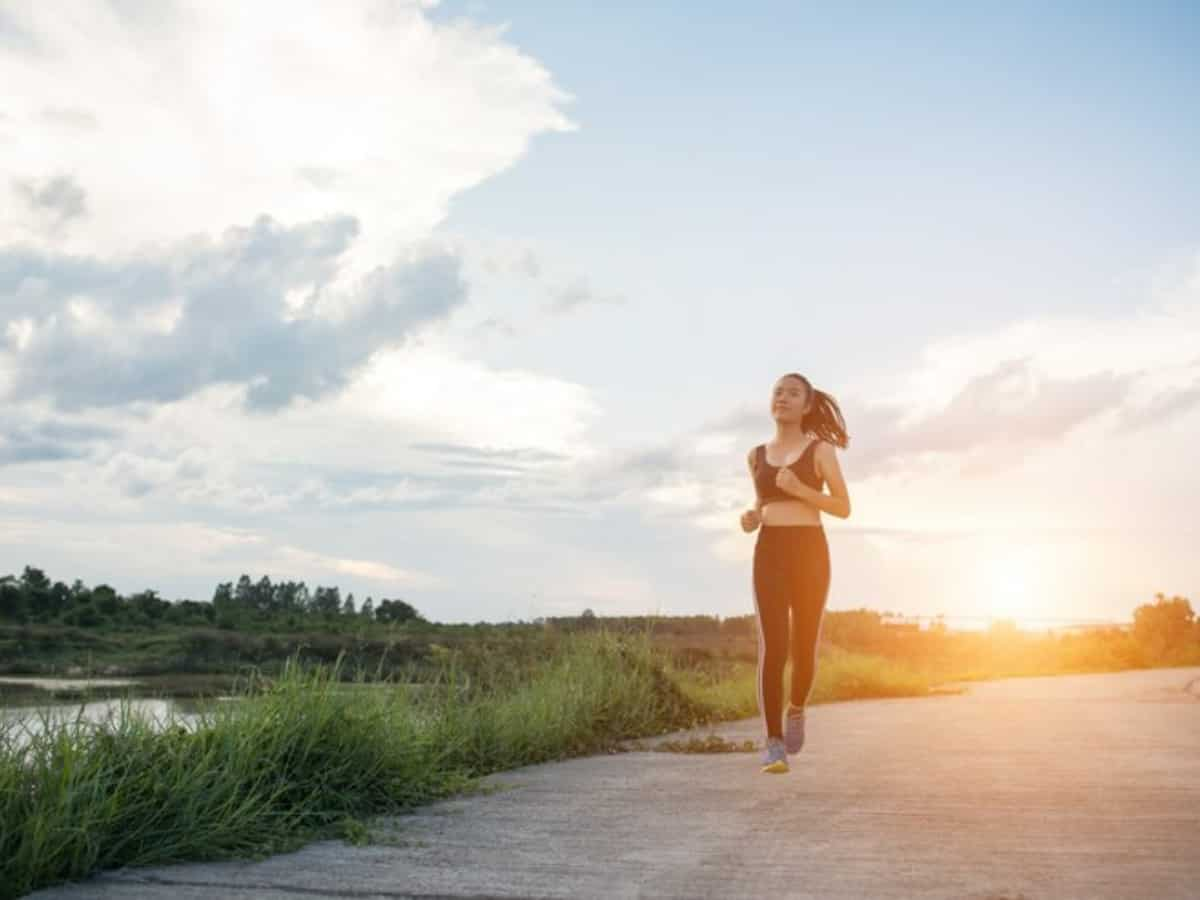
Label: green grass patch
xmin=0 ymin=629 xmax=709 ymax=899
xmin=670 ymin=643 xmax=935 ymax=720
xmin=0 ymin=629 xmax=937 ymax=899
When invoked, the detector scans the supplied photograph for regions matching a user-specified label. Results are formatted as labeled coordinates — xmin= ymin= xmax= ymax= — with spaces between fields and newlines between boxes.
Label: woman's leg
xmin=788 ymin=528 xmax=831 ymax=711
xmin=753 ymin=528 xmax=792 ymax=740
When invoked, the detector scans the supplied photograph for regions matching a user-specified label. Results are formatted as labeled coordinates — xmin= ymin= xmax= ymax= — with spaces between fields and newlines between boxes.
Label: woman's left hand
xmin=775 ymin=467 xmax=807 ymax=498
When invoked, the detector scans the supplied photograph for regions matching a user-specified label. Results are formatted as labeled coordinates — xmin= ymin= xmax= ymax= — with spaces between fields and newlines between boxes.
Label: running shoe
xmin=784 ymin=705 xmax=807 ymax=754
xmin=760 ymin=736 xmax=789 ymax=774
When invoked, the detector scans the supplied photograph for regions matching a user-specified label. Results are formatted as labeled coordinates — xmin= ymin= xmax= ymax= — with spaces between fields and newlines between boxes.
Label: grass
xmin=670 ymin=642 xmax=940 ymax=718
xmin=624 ymin=734 xmax=759 ymax=753
xmin=0 ymin=628 xmax=935 ymax=900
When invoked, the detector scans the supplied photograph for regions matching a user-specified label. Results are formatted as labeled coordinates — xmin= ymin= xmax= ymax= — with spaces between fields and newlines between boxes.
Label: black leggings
xmin=752 ymin=523 xmax=831 ymax=739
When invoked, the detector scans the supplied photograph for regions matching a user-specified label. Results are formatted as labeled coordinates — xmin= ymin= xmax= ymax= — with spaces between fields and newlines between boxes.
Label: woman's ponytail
xmin=784 ymin=373 xmax=850 ymax=448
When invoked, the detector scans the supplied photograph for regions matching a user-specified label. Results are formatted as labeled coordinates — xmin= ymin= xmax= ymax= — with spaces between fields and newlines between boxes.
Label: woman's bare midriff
xmin=760 ymin=499 xmax=822 ymax=527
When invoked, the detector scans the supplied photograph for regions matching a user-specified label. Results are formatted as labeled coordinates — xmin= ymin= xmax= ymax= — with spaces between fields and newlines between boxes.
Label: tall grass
xmin=0 ymin=628 xmax=933 ymax=899
xmin=0 ymin=629 xmax=711 ymax=899
xmin=670 ymin=642 xmax=935 ymax=717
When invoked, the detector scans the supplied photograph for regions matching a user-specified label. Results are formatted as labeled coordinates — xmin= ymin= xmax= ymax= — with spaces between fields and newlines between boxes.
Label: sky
xmin=1 ymin=1 xmax=1198 ymax=628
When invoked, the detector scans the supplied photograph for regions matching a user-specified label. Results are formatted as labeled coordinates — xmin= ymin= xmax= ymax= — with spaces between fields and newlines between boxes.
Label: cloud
xmin=848 ymin=358 xmax=1136 ymax=477
xmin=587 ymin=356 xmax=1138 ymax=521
xmin=277 ymin=544 xmax=441 ymax=588
xmin=408 ymin=441 xmax=568 ymax=466
xmin=467 ymin=316 xmax=518 ymax=339
xmin=0 ymin=413 xmax=118 ymax=465
xmin=11 ymin=174 xmax=87 ymax=237
xmin=0 ymin=1 xmax=574 ymax=288
xmin=0 ymin=516 xmax=439 ymax=594
xmin=295 ymin=167 xmax=342 ymax=190
xmin=0 ymin=338 xmax=602 ymax=519
xmin=342 ymin=341 xmax=600 ymax=453
xmin=478 ymin=244 xmax=542 ymax=279
xmin=545 ymin=278 xmax=624 ymax=315
xmin=0 ymin=439 xmax=86 ymax=466
xmin=38 ymin=107 xmax=99 ymax=130
xmin=1116 ymin=380 xmax=1200 ymax=432
xmin=101 ymin=448 xmax=208 ymax=498
xmin=516 ymin=249 xmax=541 ymax=279
xmin=697 ymin=358 xmax=1141 ymax=483
xmin=0 ymin=215 xmax=469 ymax=412
xmin=0 ymin=8 xmax=40 ymax=54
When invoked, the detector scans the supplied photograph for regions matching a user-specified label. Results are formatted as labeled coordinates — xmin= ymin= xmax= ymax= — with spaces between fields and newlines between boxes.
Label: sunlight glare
xmin=978 ymin=544 xmax=1046 ymax=626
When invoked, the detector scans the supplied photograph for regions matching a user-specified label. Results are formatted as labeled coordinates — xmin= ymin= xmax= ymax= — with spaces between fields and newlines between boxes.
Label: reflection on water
xmin=1 ymin=698 xmax=195 ymax=735
xmin=0 ymin=676 xmax=140 ymax=690
xmin=0 ymin=677 xmax=230 ymax=749
xmin=0 ymin=676 xmax=424 ymax=750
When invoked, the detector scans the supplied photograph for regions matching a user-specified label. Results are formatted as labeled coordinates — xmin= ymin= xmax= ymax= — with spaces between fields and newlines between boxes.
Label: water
xmin=0 ymin=676 xmax=140 ymax=690
xmin=0 ymin=675 xmax=433 ymax=750
xmin=0 ymin=676 xmax=226 ymax=748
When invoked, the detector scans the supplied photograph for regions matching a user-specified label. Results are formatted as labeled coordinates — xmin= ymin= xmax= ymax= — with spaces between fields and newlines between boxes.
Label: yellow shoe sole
xmin=760 ymin=760 xmax=789 ymax=774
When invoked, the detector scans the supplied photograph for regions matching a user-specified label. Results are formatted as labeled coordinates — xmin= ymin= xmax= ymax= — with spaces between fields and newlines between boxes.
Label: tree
xmin=0 ymin=576 xmax=25 ymax=621
xmin=273 ymin=580 xmax=305 ymax=615
xmin=341 ymin=593 xmax=357 ymax=617
xmin=45 ymin=580 xmax=72 ymax=620
xmin=311 ymin=586 xmax=342 ymax=618
xmin=167 ymin=599 xmax=213 ymax=626
xmin=376 ymin=597 xmax=421 ymax=624
xmin=64 ymin=600 xmax=103 ymax=628
xmin=1133 ymin=593 xmax=1195 ymax=660
xmin=253 ymin=575 xmax=275 ymax=614
xmin=20 ymin=566 xmax=50 ymax=593
xmin=130 ymin=589 xmax=168 ymax=621
xmin=212 ymin=581 xmax=239 ymax=628
xmin=18 ymin=566 xmax=51 ymax=621
xmin=234 ymin=575 xmax=255 ymax=613
xmin=92 ymin=585 xmax=121 ymax=617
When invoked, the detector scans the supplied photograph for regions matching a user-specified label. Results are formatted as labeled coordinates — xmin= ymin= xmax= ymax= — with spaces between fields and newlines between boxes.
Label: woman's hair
xmin=782 ymin=372 xmax=850 ymax=449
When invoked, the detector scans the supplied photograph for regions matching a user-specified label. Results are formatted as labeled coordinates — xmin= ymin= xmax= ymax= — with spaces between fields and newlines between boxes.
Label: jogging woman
xmin=740 ymin=372 xmax=851 ymax=774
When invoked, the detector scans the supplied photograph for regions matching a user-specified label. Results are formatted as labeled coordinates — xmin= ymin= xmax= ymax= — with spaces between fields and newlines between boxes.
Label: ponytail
xmin=783 ymin=372 xmax=850 ymax=448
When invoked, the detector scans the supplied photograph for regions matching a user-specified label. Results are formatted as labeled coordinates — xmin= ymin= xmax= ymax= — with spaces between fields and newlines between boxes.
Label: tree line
xmin=2 ymin=565 xmax=1195 ymax=665
xmin=0 ymin=566 xmax=424 ymax=630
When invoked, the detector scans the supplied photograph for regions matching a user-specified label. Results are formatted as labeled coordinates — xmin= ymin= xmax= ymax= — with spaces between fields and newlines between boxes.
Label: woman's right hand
xmin=740 ymin=507 xmax=761 ymax=532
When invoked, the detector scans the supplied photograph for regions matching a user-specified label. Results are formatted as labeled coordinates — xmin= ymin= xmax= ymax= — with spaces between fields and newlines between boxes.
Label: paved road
xmin=28 ymin=666 xmax=1200 ymax=900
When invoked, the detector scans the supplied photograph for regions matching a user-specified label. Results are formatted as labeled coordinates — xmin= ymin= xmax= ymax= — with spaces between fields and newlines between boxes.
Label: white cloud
xmin=0 ymin=334 xmax=601 ymax=527
xmin=0 ymin=514 xmax=438 ymax=593
xmin=846 ymin=255 xmax=1200 ymax=421
xmin=0 ymin=221 xmax=471 ymax=412
xmin=0 ymin=1 xmax=574 ymax=292
xmin=342 ymin=339 xmax=601 ymax=454
xmin=277 ymin=544 xmax=440 ymax=587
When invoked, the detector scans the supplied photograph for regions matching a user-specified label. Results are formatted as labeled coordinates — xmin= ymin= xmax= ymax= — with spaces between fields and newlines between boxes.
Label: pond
xmin=0 ymin=676 xmax=232 ymax=747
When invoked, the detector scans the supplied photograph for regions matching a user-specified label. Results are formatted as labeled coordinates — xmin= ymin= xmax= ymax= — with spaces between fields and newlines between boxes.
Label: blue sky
xmin=1 ymin=1 xmax=1198 ymax=627
xmin=436 ymin=1 xmax=1200 ymax=429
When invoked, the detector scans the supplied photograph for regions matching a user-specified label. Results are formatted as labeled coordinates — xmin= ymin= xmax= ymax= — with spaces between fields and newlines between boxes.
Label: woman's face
xmin=771 ymin=376 xmax=810 ymax=423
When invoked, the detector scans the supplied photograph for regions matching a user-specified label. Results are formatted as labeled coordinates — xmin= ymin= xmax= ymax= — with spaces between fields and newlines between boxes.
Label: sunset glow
xmin=977 ymin=544 xmax=1047 ymax=625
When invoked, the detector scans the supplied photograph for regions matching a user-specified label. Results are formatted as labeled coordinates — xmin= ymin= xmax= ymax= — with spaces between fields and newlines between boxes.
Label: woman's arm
xmin=777 ymin=442 xmax=851 ymax=518
xmin=746 ymin=447 xmax=763 ymax=508
xmin=741 ymin=447 xmax=763 ymax=531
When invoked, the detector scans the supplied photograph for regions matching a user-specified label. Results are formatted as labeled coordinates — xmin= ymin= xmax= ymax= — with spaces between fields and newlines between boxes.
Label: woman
xmin=740 ymin=372 xmax=851 ymax=774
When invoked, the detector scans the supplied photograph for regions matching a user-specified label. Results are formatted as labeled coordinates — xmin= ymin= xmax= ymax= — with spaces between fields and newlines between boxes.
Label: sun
xmin=977 ymin=544 xmax=1047 ymax=626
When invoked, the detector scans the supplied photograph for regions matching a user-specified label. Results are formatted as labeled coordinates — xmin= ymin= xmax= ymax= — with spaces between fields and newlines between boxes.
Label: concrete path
xmin=28 ymin=666 xmax=1200 ymax=900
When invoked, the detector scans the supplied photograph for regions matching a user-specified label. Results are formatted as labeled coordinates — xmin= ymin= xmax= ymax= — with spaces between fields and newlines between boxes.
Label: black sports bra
xmin=752 ymin=440 xmax=824 ymax=504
